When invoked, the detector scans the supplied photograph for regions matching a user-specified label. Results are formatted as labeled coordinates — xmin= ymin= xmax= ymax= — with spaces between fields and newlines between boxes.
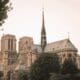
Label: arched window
xmin=74 ymin=53 xmax=77 ymax=56
xmin=73 ymin=57 xmax=76 ymax=62
xmin=63 ymin=54 xmax=65 ymax=57
xmin=68 ymin=53 xmax=72 ymax=58
xmin=8 ymin=39 xmax=10 ymax=50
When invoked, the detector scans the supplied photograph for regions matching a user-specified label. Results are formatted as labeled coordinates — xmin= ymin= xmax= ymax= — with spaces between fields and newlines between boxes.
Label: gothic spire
xmin=41 ymin=8 xmax=47 ymax=53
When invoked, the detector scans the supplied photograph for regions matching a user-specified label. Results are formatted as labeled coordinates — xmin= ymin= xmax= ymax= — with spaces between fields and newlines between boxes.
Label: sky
xmin=1 ymin=0 xmax=80 ymax=54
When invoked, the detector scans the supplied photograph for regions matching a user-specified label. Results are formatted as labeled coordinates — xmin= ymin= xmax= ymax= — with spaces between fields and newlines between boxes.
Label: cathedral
xmin=0 ymin=10 xmax=80 ymax=79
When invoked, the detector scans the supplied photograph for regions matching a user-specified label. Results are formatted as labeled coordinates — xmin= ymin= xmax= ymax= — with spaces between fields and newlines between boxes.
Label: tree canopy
xmin=49 ymin=58 xmax=80 ymax=80
xmin=61 ymin=58 xmax=78 ymax=75
xmin=29 ymin=53 xmax=60 ymax=80
xmin=15 ymin=70 xmax=28 ymax=80
xmin=0 ymin=0 xmax=12 ymax=26
xmin=59 ymin=58 xmax=80 ymax=80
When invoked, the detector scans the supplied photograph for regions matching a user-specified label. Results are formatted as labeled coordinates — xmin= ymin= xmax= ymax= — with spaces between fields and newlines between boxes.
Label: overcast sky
xmin=1 ymin=0 xmax=80 ymax=54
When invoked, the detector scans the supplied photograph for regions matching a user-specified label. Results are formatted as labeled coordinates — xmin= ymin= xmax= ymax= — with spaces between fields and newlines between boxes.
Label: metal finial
xmin=42 ymin=0 xmax=45 ymax=13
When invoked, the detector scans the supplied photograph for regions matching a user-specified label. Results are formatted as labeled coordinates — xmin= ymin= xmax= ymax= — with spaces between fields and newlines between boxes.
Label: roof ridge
xmin=47 ymin=38 xmax=68 ymax=45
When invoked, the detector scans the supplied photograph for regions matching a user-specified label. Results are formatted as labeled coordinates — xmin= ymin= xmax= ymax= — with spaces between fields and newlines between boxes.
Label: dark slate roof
xmin=31 ymin=39 xmax=78 ymax=53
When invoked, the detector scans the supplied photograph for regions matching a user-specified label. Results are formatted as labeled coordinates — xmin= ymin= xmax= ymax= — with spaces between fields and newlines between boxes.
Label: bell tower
xmin=1 ymin=34 xmax=17 ymax=79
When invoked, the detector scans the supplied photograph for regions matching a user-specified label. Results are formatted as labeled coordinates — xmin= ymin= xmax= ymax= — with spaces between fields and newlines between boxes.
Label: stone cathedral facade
xmin=0 ymin=10 xmax=80 ymax=79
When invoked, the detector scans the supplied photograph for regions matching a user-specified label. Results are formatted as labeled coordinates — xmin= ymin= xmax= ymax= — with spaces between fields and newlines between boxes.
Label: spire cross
xmin=42 ymin=0 xmax=44 ymax=10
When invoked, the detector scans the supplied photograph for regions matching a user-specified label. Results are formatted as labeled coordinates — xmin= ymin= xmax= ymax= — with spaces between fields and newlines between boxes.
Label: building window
xmin=11 ymin=39 xmax=13 ymax=50
xmin=74 ymin=53 xmax=77 ymax=56
xmin=63 ymin=54 xmax=65 ymax=57
xmin=34 ymin=48 xmax=38 ymax=53
xmin=68 ymin=53 xmax=72 ymax=58
xmin=8 ymin=39 xmax=10 ymax=50
xmin=26 ymin=41 xmax=28 ymax=44
xmin=53 ymin=48 xmax=54 ymax=51
xmin=73 ymin=57 xmax=76 ymax=62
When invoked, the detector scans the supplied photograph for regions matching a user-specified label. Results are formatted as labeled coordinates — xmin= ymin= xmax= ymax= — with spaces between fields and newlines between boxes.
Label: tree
xmin=0 ymin=0 xmax=12 ymax=26
xmin=49 ymin=73 xmax=63 ymax=80
xmin=16 ymin=70 xmax=28 ymax=80
xmin=61 ymin=58 xmax=79 ymax=80
xmin=61 ymin=58 xmax=78 ymax=75
xmin=29 ymin=53 xmax=60 ymax=80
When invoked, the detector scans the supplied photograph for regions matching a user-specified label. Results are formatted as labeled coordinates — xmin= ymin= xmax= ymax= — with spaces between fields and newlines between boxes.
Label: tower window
xmin=63 ymin=54 xmax=65 ymax=57
xmin=74 ymin=53 xmax=77 ymax=56
xmin=8 ymin=39 xmax=10 ymax=50
xmin=73 ymin=57 xmax=76 ymax=62
xmin=26 ymin=41 xmax=28 ymax=44
xmin=53 ymin=48 xmax=54 ymax=50
xmin=11 ymin=39 xmax=13 ymax=50
xmin=68 ymin=53 xmax=72 ymax=58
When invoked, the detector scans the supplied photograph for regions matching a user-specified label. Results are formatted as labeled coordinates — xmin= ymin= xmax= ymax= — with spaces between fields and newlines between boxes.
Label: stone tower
xmin=1 ymin=34 xmax=17 ymax=79
xmin=41 ymin=9 xmax=47 ymax=53
xmin=18 ymin=37 xmax=33 ymax=70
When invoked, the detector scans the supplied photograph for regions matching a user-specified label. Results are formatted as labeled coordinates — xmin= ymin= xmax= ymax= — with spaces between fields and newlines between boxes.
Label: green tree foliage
xmin=49 ymin=58 xmax=80 ymax=80
xmin=61 ymin=58 xmax=78 ymax=75
xmin=16 ymin=70 xmax=28 ymax=80
xmin=49 ymin=73 xmax=63 ymax=80
xmin=29 ymin=53 xmax=60 ymax=80
xmin=0 ymin=0 xmax=12 ymax=26
xmin=60 ymin=58 xmax=80 ymax=80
